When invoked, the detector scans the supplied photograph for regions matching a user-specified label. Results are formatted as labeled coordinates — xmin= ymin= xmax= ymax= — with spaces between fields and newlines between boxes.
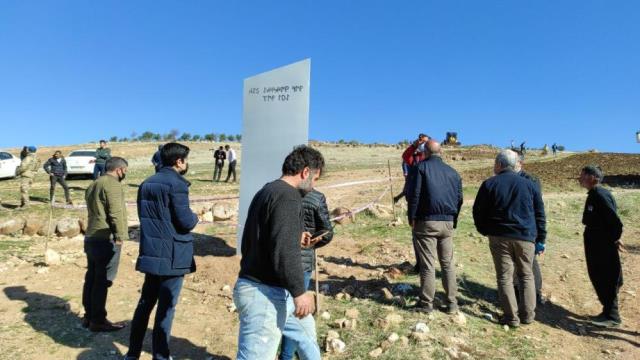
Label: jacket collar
xmin=159 ymin=166 xmax=191 ymax=187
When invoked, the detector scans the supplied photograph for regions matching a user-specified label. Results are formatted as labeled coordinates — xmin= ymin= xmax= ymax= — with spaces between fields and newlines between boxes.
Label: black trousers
xmin=225 ymin=160 xmax=237 ymax=182
xmin=213 ymin=162 xmax=224 ymax=181
xmin=82 ymin=241 xmax=121 ymax=323
xmin=584 ymin=230 xmax=623 ymax=321
xmin=127 ymin=274 xmax=184 ymax=360
xmin=49 ymin=175 xmax=70 ymax=202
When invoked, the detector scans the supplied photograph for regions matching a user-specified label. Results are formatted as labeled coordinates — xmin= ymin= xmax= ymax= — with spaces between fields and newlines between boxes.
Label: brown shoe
xmin=89 ymin=319 xmax=126 ymax=332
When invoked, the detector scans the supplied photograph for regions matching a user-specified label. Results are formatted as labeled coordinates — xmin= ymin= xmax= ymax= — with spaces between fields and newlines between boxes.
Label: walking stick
xmin=45 ymin=201 xmax=54 ymax=260
xmin=387 ymin=160 xmax=397 ymax=219
xmin=314 ymin=250 xmax=320 ymax=315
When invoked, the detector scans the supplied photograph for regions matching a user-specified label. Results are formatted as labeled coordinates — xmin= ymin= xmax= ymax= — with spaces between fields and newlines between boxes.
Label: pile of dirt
xmin=462 ymin=153 xmax=640 ymax=189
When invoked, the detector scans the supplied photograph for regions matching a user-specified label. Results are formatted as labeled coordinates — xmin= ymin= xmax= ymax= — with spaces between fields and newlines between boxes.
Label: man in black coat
xmin=579 ymin=165 xmax=625 ymax=328
xmin=473 ymin=149 xmax=546 ymax=327
xmin=124 ymin=142 xmax=199 ymax=360
xmin=213 ymin=146 xmax=226 ymax=181
xmin=43 ymin=150 xmax=72 ymax=205
xmin=407 ymin=140 xmax=463 ymax=314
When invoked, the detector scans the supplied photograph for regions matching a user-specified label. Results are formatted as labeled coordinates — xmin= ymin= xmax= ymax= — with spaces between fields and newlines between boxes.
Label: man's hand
xmin=300 ymin=231 xmax=312 ymax=248
xmin=615 ymin=240 xmax=627 ymax=253
xmin=293 ymin=292 xmax=315 ymax=318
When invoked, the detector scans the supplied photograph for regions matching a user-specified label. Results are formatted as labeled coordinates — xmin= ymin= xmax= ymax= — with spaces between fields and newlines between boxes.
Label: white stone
xmin=369 ymin=347 xmax=383 ymax=358
xmin=387 ymin=332 xmax=399 ymax=343
xmin=413 ymin=322 xmax=429 ymax=333
xmin=328 ymin=338 xmax=346 ymax=353
xmin=45 ymin=249 xmax=61 ymax=266
xmin=321 ymin=311 xmax=331 ymax=320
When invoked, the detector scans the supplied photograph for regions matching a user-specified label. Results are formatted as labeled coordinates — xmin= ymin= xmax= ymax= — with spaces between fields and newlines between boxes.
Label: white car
xmin=0 ymin=152 xmax=21 ymax=179
xmin=66 ymin=149 xmax=96 ymax=177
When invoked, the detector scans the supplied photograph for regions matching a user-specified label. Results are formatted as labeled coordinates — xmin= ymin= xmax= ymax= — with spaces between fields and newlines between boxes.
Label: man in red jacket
xmin=394 ymin=133 xmax=429 ymax=203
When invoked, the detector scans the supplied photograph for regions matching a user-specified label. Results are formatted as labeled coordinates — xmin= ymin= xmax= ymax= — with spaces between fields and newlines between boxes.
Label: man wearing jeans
xmin=43 ymin=150 xmax=73 ymax=205
xmin=407 ymin=140 xmax=462 ymax=314
xmin=94 ymin=140 xmax=112 ymax=179
xmin=82 ymin=157 xmax=129 ymax=332
xmin=234 ymin=145 xmax=324 ymax=360
xmin=473 ymin=149 xmax=546 ymax=327
xmin=124 ymin=143 xmax=198 ymax=360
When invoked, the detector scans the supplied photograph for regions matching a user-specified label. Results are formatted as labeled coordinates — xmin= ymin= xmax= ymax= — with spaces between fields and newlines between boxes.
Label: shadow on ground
xmin=3 ymin=286 xmax=231 ymax=360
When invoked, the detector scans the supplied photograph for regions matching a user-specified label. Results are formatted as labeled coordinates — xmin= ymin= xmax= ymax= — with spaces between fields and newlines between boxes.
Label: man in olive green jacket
xmin=82 ymin=156 xmax=129 ymax=332
xmin=93 ymin=140 xmax=112 ymax=180
xmin=17 ymin=146 xmax=41 ymax=208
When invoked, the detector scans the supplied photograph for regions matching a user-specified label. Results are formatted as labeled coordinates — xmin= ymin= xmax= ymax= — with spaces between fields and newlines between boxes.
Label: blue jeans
xmin=234 ymin=277 xmax=320 ymax=360
xmin=93 ymin=163 xmax=106 ymax=180
xmin=126 ymin=274 xmax=184 ymax=360
xmin=280 ymin=271 xmax=313 ymax=360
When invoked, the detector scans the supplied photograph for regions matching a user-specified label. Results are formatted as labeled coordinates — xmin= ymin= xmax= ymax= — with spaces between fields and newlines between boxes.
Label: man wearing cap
xmin=579 ymin=165 xmax=625 ymax=328
xmin=17 ymin=146 xmax=41 ymax=208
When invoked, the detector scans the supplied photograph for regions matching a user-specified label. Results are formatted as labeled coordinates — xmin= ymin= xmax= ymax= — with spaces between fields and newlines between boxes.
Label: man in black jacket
xmin=407 ymin=140 xmax=463 ymax=314
xmin=213 ymin=146 xmax=226 ymax=182
xmin=473 ymin=149 xmax=546 ymax=327
xmin=280 ymin=188 xmax=333 ymax=360
xmin=579 ymin=165 xmax=624 ymax=328
xmin=43 ymin=150 xmax=72 ymax=205
xmin=234 ymin=145 xmax=324 ymax=360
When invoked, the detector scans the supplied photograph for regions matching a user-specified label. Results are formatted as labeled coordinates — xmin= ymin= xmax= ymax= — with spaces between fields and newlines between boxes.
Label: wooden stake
xmin=314 ymin=250 xmax=320 ymax=315
xmin=387 ymin=160 xmax=397 ymax=219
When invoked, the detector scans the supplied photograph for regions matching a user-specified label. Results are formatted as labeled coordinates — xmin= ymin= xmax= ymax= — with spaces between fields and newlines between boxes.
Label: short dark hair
xmin=161 ymin=142 xmax=190 ymax=167
xmin=105 ymin=156 xmax=128 ymax=172
xmin=54 ymin=150 xmax=62 ymax=155
xmin=99 ymin=140 xmax=107 ymax=144
xmin=282 ymin=145 xmax=325 ymax=176
xmin=225 ymin=144 xmax=230 ymax=149
xmin=582 ymin=165 xmax=604 ymax=182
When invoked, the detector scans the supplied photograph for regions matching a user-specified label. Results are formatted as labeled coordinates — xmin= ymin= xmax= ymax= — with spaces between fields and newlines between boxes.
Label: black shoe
xmin=89 ymin=319 xmax=126 ymax=332
xmin=411 ymin=302 xmax=434 ymax=314
xmin=590 ymin=318 xmax=621 ymax=328
xmin=410 ymin=264 xmax=420 ymax=275
xmin=81 ymin=316 xmax=90 ymax=328
xmin=442 ymin=304 xmax=459 ymax=315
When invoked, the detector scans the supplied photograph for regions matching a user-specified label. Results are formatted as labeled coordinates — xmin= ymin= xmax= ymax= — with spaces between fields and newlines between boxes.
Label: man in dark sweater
xmin=93 ymin=140 xmax=112 ymax=180
xmin=407 ymin=140 xmax=463 ymax=314
xmin=234 ymin=145 xmax=324 ymax=360
xmin=579 ymin=165 xmax=625 ymax=328
xmin=473 ymin=149 xmax=546 ymax=327
xmin=43 ymin=150 xmax=73 ymax=205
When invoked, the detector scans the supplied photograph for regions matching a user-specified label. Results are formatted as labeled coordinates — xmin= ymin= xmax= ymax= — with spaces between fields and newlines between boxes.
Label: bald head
xmin=425 ymin=140 xmax=441 ymax=155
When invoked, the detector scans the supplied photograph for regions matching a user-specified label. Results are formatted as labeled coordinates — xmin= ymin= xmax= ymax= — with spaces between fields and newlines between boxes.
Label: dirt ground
xmin=0 ymin=142 xmax=638 ymax=359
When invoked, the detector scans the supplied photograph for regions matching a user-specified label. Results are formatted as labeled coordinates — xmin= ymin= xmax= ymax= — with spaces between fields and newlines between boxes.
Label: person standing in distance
xmin=124 ymin=142 xmax=199 ymax=360
xmin=94 ymin=140 xmax=112 ymax=180
xmin=43 ymin=150 xmax=73 ymax=205
xmin=17 ymin=146 xmax=40 ymax=208
xmin=234 ymin=145 xmax=324 ymax=360
xmin=213 ymin=146 xmax=226 ymax=182
xmin=224 ymin=144 xmax=237 ymax=183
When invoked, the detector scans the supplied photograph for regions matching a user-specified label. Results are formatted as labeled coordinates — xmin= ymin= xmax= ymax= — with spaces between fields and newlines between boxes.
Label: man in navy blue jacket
xmin=124 ymin=142 xmax=198 ymax=360
xmin=473 ymin=149 xmax=546 ymax=327
xmin=407 ymin=140 xmax=463 ymax=314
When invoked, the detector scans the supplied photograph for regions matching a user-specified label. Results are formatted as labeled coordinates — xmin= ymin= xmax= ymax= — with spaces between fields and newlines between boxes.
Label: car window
xmin=69 ymin=151 xmax=97 ymax=157
xmin=0 ymin=152 xmax=13 ymax=160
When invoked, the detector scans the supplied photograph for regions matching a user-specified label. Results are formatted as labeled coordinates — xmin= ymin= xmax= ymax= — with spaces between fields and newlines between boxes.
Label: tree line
xmin=108 ymin=130 xmax=242 ymax=143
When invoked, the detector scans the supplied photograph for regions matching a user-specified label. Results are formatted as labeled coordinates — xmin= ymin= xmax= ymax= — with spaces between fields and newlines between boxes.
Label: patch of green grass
xmin=0 ymin=239 xmax=33 ymax=261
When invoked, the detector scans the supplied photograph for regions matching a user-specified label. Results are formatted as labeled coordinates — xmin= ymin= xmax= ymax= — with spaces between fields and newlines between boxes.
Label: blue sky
xmin=1 ymin=1 xmax=638 ymax=152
